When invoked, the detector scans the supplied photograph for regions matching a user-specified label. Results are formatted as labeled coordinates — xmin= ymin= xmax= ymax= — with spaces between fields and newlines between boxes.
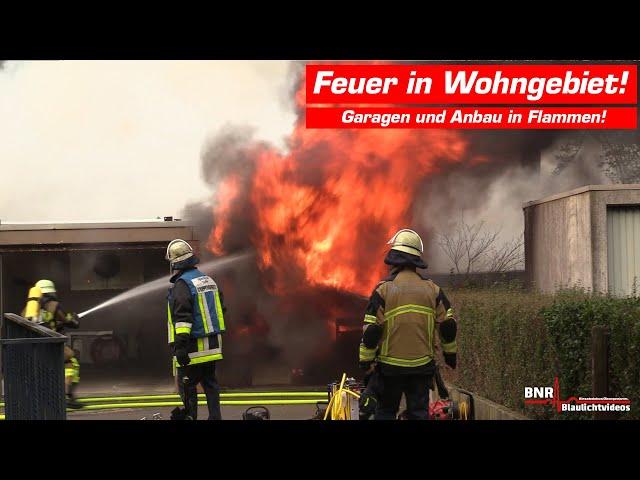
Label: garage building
xmin=524 ymin=184 xmax=640 ymax=296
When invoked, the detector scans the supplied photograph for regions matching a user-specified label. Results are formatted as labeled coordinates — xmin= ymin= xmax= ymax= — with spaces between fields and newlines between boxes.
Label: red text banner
xmin=305 ymin=107 xmax=638 ymax=129
xmin=306 ymin=64 xmax=638 ymax=105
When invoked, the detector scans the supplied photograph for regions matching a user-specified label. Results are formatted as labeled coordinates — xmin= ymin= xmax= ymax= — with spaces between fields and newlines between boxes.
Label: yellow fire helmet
xmin=387 ymin=229 xmax=424 ymax=257
xmin=165 ymin=239 xmax=194 ymax=268
xmin=35 ymin=279 xmax=56 ymax=294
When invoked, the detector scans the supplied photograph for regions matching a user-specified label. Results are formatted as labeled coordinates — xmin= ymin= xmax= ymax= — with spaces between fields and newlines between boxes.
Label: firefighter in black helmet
xmin=358 ymin=229 xmax=458 ymax=420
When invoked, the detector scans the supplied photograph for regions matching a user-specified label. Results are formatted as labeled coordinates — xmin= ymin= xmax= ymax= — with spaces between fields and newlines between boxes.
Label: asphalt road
xmin=67 ymin=404 xmax=321 ymax=420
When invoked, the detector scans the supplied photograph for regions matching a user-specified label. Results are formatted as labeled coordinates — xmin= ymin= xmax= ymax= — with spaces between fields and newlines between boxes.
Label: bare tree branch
xmin=437 ymin=212 xmax=524 ymax=278
xmin=485 ymin=235 xmax=524 ymax=273
xmin=437 ymin=230 xmax=465 ymax=274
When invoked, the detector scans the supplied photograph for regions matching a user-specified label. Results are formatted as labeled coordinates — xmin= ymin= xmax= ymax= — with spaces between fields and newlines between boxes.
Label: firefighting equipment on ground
xmin=242 ymin=406 xmax=270 ymax=420
xmin=323 ymin=374 xmax=361 ymax=420
xmin=397 ymin=365 xmax=474 ymax=420
xmin=320 ymin=371 xmax=473 ymax=420
xmin=140 ymin=413 xmax=164 ymax=420
xmin=360 ymin=365 xmax=474 ymax=420
xmin=387 ymin=228 xmax=424 ymax=256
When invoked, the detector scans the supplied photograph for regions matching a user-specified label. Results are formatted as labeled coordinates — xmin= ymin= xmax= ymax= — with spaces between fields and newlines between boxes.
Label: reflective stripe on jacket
xmin=359 ymin=269 xmax=457 ymax=368
xmin=167 ymin=268 xmax=226 ymax=365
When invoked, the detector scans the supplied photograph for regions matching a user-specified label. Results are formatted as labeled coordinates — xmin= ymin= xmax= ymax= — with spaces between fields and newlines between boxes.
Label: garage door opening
xmin=607 ymin=206 xmax=640 ymax=297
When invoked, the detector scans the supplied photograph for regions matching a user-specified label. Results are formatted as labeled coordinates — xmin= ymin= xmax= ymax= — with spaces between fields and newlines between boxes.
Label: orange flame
xmin=208 ymin=67 xmax=469 ymax=297
xmin=208 ymin=174 xmax=240 ymax=255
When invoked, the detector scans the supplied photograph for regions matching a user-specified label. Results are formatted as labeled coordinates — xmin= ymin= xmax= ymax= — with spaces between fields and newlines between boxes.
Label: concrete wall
xmin=589 ymin=188 xmax=640 ymax=293
xmin=524 ymin=185 xmax=640 ymax=294
xmin=448 ymin=385 xmax=529 ymax=420
xmin=524 ymin=189 xmax=593 ymax=293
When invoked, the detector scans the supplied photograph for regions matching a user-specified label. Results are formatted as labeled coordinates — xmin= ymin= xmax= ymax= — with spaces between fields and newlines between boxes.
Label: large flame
xmin=208 ymin=174 xmax=240 ymax=256
xmin=208 ymin=66 xmax=469 ymax=296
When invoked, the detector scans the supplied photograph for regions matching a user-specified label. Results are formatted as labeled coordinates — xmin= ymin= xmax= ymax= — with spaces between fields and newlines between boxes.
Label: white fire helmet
xmin=387 ymin=229 xmax=424 ymax=257
xmin=165 ymin=239 xmax=194 ymax=269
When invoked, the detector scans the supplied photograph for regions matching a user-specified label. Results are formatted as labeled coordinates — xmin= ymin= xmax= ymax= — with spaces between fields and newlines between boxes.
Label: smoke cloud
xmin=0 ymin=60 xmax=295 ymax=222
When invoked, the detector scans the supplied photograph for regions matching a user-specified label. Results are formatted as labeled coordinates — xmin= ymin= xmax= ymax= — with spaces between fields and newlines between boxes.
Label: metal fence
xmin=0 ymin=313 xmax=67 ymax=420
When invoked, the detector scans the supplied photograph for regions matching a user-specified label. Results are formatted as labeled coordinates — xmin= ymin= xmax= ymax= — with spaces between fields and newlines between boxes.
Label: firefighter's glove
xmin=174 ymin=334 xmax=191 ymax=366
xmin=65 ymin=312 xmax=80 ymax=328
xmin=439 ymin=318 xmax=457 ymax=343
xmin=176 ymin=349 xmax=191 ymax=367
xmin=443 ymin=352 xmax=457 ymax=369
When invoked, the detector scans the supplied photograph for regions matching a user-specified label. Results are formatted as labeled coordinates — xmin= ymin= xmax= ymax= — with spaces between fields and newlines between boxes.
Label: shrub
xmin=443 ymin=288 xmax=640 ymax=420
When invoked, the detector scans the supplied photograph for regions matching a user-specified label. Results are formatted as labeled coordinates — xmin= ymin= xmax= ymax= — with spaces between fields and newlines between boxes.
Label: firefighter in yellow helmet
xmin=23 ymin=279 xmax=82 ymax=408
xmin=358 ymin=229 xmax=458 ymax=420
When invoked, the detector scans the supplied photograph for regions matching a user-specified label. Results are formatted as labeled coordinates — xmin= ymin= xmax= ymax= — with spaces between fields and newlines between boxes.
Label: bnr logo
xmin=524 ymin=387 xmax=554 ymax=399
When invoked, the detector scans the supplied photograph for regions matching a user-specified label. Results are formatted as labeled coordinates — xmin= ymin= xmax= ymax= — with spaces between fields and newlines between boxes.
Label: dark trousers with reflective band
xmin=177 ymin=361 xmax=221 ymax=420
xmin=374 ymin=374 xmax=432 ymax=420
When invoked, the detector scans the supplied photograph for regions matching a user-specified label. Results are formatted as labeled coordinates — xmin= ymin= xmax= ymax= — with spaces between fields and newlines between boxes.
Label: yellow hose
xmin=76 ymin=392 xmax=326 ymax=404
xmin=0 ymin=391 xmax=327 ymax=408
xmin=73 ymin=399 xmax=319 ymax=411
xmin=323 ymin=373 xmax=360 ymax=420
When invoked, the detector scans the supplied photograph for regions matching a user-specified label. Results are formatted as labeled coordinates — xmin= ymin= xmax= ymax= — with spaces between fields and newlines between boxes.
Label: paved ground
xmin=68 ymin=372 xmax=177 ymax=396
xmin=2 ymin=373 xmax=337 ymax=420
xmin=67 ymin=404 xmax=321 ymax=420
xmin=70 ymin=371 xmax=328 ymax=396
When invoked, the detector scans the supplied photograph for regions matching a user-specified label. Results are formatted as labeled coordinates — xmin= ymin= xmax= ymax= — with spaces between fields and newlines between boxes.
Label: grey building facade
xmin=524 ymin=184 xmax=640 ymax=295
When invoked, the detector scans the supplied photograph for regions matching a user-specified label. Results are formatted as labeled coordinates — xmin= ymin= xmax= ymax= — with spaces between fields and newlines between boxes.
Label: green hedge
xmin=445 ymin=289 xmax=640 ymax=420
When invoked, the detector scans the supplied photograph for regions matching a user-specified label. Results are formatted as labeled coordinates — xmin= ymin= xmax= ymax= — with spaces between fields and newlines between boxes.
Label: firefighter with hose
xmin=166 ymin=239 xmax=226 ymax=420
xmin=358 ymin=229 xmax=458 ymax=420
xmin=23 ymin=279 xmax=82 ymax=408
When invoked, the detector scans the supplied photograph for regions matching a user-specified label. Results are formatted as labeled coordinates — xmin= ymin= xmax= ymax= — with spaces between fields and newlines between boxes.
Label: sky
xmin=0 ymin=60 xmax=296 ymax=223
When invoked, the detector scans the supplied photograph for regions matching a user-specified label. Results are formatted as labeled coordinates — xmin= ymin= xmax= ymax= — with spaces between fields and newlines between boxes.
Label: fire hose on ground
xmin=322 ymin=369 xmax=474 ymax=420
xmin=0 ymin=391 xmax=328 ymax=415
xmin=74 ymin=391 xmax=327 ymax=403
xmin=74 ymin=399 xmax=322 ymax=411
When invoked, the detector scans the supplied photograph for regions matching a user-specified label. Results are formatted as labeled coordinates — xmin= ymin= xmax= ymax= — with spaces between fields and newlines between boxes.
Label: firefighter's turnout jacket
xmin=359 ymin=268 xmax=457 ymax=372
xmin=22 ymin=292 xmax=80 ymax=386
xmin=167 ymin=267 xmax=226 ymax=370
xmin=22 ymin=293 xmax=79 ymax=332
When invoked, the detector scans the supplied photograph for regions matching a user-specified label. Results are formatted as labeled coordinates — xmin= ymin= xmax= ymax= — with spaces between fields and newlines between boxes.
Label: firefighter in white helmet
xmin=22 ymin=279 xmax=82 ymax=408
xmin=166 ymin=239 xmax=227 ymax=420
xmin=358 ymin=229 xmax=458 ymax=420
